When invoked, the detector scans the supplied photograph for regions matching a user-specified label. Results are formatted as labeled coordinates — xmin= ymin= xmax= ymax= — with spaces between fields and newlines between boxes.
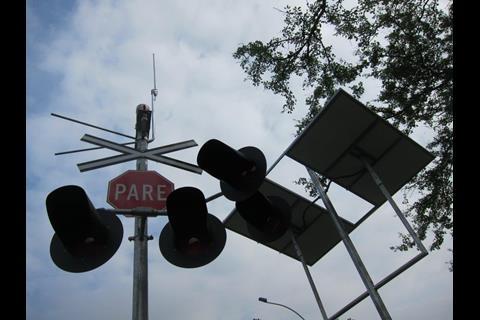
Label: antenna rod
xmin=51 ymin=113 xmax=137 ymax=140
xmin=153 ymin=53 xmax=157 ymax=91
xmin=148 ymin=53 xmax=158 ymax=143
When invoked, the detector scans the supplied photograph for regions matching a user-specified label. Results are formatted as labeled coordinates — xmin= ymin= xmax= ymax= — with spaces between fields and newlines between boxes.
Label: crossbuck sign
xmin=77 ymin=134 xmax=202 ymax=174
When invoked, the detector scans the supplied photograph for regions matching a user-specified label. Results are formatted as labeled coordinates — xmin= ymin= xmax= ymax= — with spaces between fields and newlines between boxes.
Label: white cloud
xmin=27 ymin=1 xmax=452 ymax=320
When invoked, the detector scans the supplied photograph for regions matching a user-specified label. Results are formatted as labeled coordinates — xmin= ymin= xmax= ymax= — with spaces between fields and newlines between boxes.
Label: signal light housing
xmin=197 ymin=139 xmax=266 ymax=201
xmin=236 ymin=192 xmax=291 ymax=243
xmin=159 ymin=187 xmax=226 ymax=268
xmin=46 ymin=185 xmax=123 ymax=273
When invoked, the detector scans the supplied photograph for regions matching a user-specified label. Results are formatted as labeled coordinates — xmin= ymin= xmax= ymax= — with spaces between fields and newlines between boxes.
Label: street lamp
xmin=258 ymin=297 xmax=306 ymax=320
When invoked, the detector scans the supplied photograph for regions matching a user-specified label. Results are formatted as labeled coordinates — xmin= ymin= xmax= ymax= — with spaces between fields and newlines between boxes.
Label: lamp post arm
xmin=264 ymin=301 xmax=306 ymax=320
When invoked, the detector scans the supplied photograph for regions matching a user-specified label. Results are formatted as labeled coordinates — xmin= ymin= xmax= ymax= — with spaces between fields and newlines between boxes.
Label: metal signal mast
xmin=47 ymin=54 xmax=208 ymax=320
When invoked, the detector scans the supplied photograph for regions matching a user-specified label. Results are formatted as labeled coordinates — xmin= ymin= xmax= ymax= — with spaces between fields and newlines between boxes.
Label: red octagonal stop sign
xmin=107 ymin=170 xmax=174 ymax=210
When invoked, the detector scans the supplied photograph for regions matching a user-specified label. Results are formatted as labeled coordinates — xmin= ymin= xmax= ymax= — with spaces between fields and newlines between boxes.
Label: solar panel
xmin=223 ymin=178 xmax=354 ymax=266
xmin=286 ymin=89 xmax=434 ymax=206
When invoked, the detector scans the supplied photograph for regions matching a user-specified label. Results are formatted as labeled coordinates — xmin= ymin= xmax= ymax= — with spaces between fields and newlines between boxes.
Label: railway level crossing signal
xmin=45 ymin=85 xmax=433 ymax=320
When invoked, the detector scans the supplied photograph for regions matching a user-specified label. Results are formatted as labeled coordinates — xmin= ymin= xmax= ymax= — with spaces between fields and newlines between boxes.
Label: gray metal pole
xmin=289 ymin=230 xmax=329 ymax=320
xmin=328 ymin=251 xmax=427 ymax=320
xmin=132 ymin=112 xmax=150 ymax=320
xmin=306 ymin=168 xmax=392 ymax=320
xmin=360 ymin=158 xmax=428 ymax=254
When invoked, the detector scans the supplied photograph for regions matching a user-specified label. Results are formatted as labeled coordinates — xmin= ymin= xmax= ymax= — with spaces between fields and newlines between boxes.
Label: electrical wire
xmin=301 ymin=195 xmax=321 ymax=230
xmin=299 ymin=168 xmax=365 ymax=228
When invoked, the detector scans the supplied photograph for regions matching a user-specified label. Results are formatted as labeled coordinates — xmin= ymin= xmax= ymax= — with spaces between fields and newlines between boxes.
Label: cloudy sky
xmin=27 ymin=1 xmax=452 ymax=319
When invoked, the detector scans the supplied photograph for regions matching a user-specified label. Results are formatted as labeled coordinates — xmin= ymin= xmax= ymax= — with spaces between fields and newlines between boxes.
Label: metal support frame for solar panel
xmin=224 ymin=88 xmax=433 ymax=320
xmin=224 ymin=178 xmax=350 ymax=318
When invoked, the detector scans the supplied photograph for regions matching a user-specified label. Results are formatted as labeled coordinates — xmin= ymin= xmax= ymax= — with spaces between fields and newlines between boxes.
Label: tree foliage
xmin=233 ymin=0 xmax=453 ymax=260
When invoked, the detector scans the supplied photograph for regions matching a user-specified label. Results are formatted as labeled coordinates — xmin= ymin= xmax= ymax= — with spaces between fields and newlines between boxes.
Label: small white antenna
xmin=149 ymin=53 xmax=158 ymax=142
